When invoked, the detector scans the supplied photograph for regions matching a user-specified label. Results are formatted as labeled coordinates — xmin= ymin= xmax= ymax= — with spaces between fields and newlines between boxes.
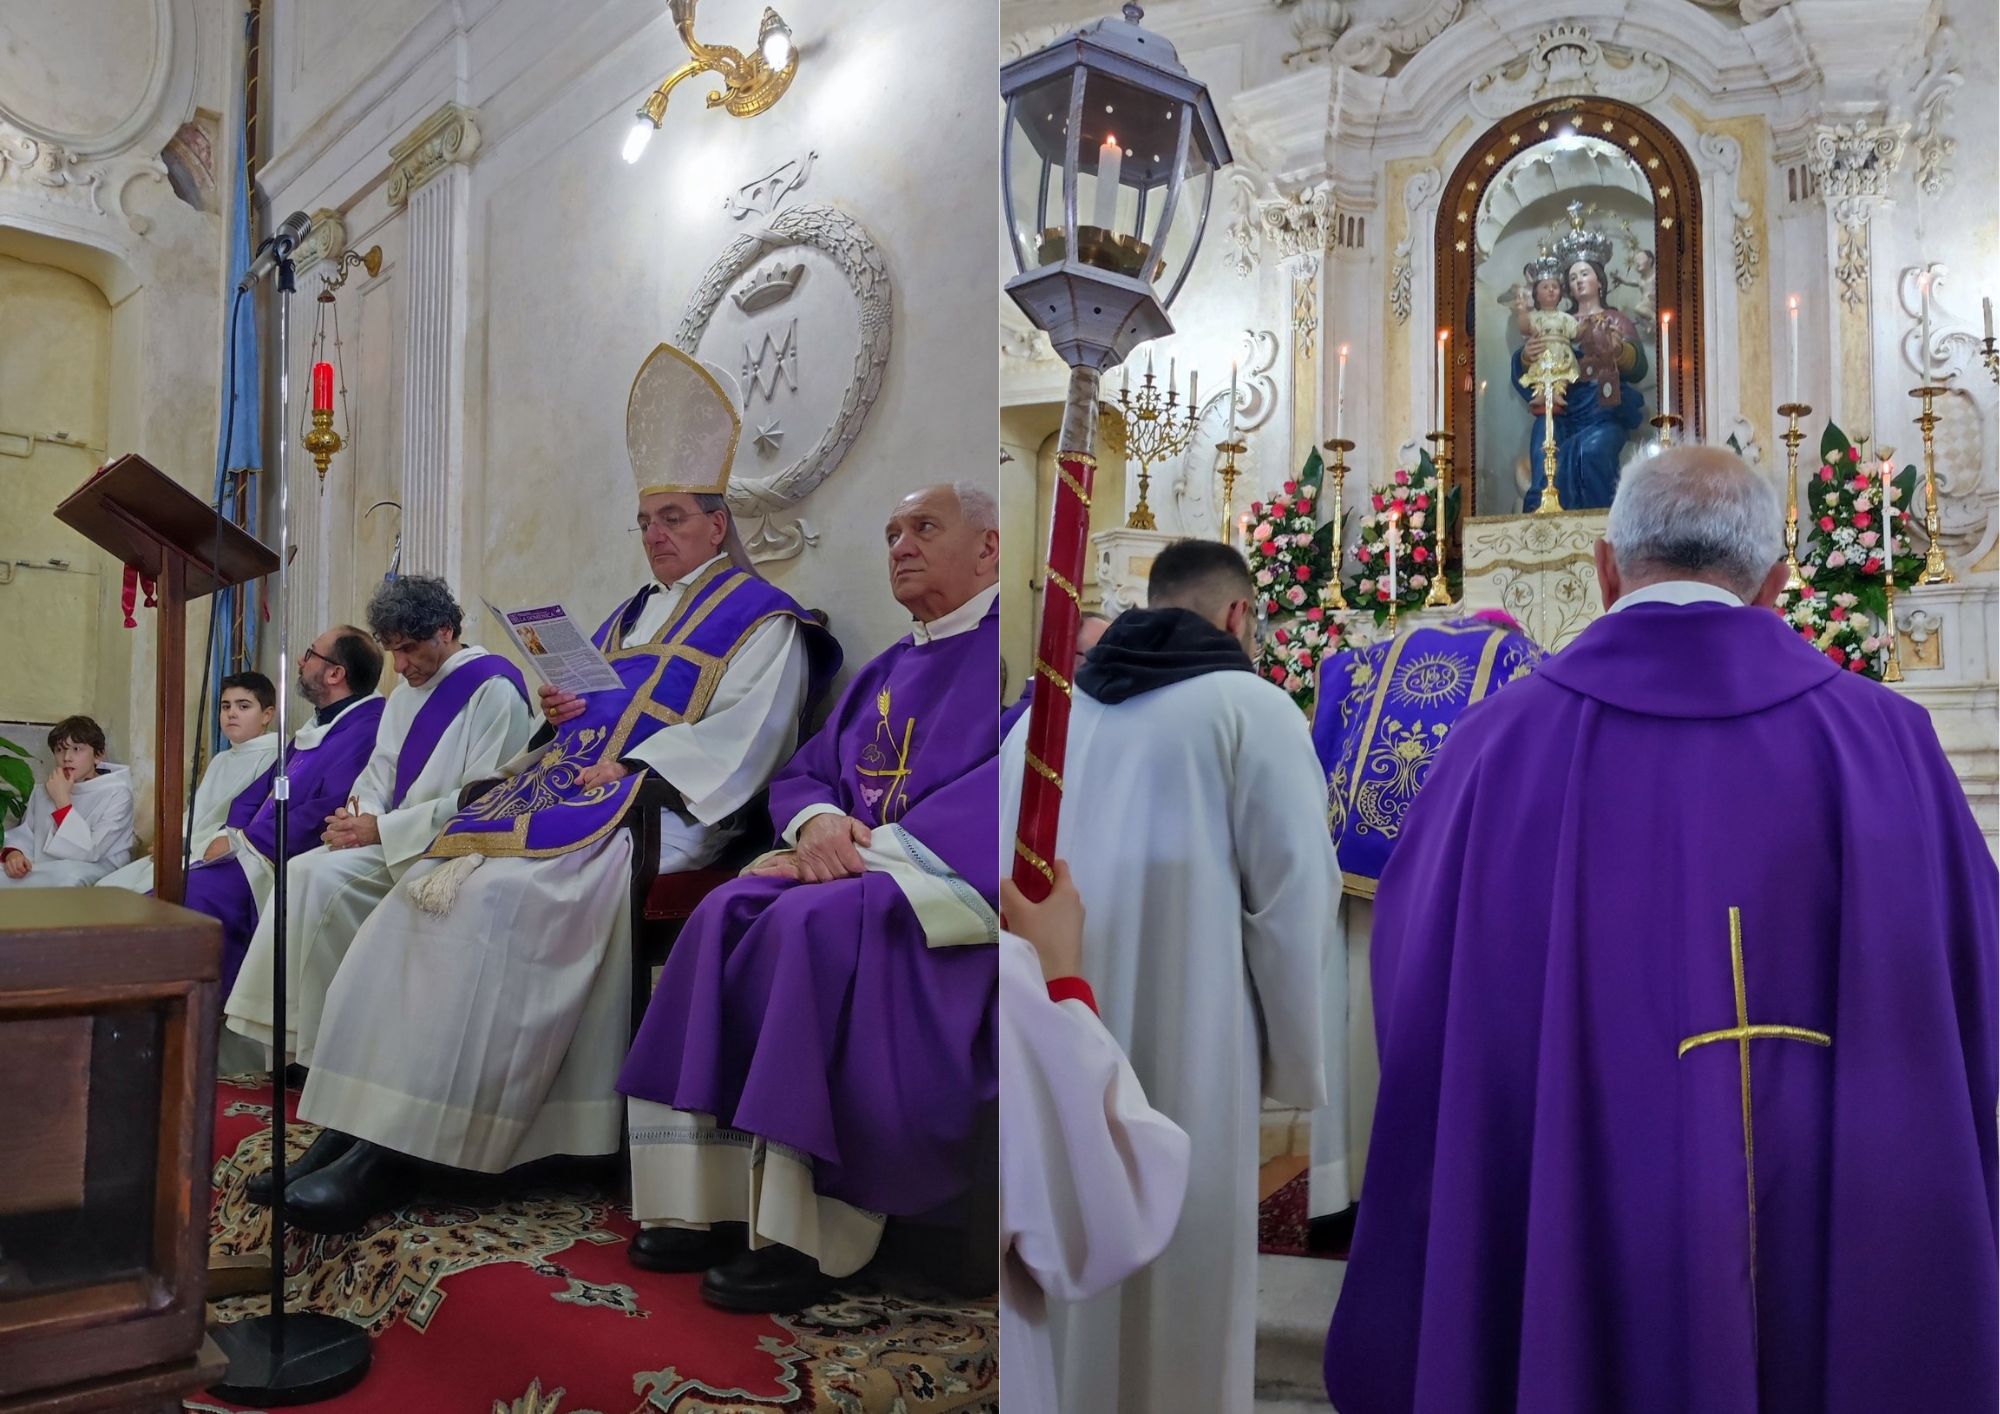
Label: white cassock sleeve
xmin=1000 ymin=931 xmax=1189 ymax=1301
xmin=374 ymin=679 xmax=534 ymax=870
xmin=623 ymin=615 xmax=808 ymax=823
xmin=1230 ymin=686 xmax=1340 ymax=1110
xmin=44 ymin=779 xmax=137 ymax=868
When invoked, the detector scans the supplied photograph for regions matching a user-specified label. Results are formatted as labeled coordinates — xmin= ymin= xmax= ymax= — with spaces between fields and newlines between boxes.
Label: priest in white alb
xmin=999 ymin=538 xmax=1337 ymax=1414
xmin=273 ymin=347 xmax=839 ymax=1233
xmin=224 ymin=575 xmax=532 ymax=1143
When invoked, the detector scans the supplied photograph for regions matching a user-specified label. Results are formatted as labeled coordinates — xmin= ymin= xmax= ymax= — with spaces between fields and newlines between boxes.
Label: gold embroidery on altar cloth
xmin=1390 ymin=651 xmax=1469 ymax=707
xmin=1677 ymin=906 xmax=1831 ymax=1347
xmin=857 ymin=686 xmax=919 ymax=823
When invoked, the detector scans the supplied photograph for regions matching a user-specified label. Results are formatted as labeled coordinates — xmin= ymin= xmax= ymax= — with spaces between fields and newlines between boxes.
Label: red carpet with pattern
xmin=190 ymin=1077 xmax=997 ymax=1414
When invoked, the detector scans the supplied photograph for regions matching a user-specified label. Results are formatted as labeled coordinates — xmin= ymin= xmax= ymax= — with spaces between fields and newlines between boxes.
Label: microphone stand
xmin=208 ymin=233 xmax=372 ymax=1405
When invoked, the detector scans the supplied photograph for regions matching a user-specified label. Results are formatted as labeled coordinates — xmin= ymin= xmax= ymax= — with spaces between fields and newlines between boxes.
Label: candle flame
xmin=1437 ymin=328 xmax=1450 ymax=344
xmin=1788 ymin=294 xmax=1799 ymax=311
xmin=1339 ymin=343 xmax=1350 ymax=359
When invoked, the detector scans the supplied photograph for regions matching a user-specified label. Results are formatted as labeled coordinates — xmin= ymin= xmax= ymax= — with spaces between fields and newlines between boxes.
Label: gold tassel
xmin=409 ymin=854 xmax=484 ymax=916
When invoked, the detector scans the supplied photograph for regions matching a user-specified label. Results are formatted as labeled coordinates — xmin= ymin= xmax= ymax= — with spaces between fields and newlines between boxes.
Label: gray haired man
xmin=224 ymin=573 xmax=535 ymax=1171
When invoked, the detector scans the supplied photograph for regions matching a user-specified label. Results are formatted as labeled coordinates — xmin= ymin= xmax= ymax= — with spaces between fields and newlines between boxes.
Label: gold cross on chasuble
xmin=1677 ymin=906 xmax=1831 ymax=1342
xmin=856 ymin=687 xmax=917 ymax=822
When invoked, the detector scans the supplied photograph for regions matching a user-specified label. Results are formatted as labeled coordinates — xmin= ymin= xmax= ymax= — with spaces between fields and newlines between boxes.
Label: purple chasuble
xmin=182 ymin=695 xmax=386 ymax=995
xmin=427 ymin=565 xmax=837 ymax=860
xmin=1324 ymin=604 xmax=1997 ymax=1414
xmin=391 ymin=654 xmax=526 ymax=807
xmin=619 ymin=603 xmax=1000 ymax=1219
xmin=1311 ymin=617 xmax=1544 ymax=885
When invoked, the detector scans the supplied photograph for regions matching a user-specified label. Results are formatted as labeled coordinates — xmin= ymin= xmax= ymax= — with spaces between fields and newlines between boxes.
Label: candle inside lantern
xmin=1787 ymin=295 xmax=1800 ymax=404
xmin=1336 ymin=346 xmax=1352 ymax=446
xmin=312 ymin=361 xmax=334 ymax=413
xmin=1094 ymin=134 xmax=1122 ymax=234
xmin=1659 ymin=311 xmax=1672 ymax=420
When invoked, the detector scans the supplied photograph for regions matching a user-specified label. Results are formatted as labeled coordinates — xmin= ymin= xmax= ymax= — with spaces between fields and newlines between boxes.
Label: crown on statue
xmin=1553 ymin=200 xmax=1612 ymax=271
xmin=1522 ymin=243 xmax=1563 ymax=285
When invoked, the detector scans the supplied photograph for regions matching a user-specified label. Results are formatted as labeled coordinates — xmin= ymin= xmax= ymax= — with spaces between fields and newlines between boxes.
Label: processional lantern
xmin=1000 ymin=4 xmax=1229 ymax=900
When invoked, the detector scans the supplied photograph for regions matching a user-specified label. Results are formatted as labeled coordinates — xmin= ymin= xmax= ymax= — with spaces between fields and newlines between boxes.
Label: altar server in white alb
xmin=273 ymin=347 xmax=839 ymax=1234
xmin=99 ymin=672 xmax=279 ymax=893
xmin=999 ymin=860 xmax=1190 ymax=1414
xmin=1 ymin=716 xmax=136 ymax=889
xmin=224 ymin=575 xmax=533 ymax=1095
xmin=999 ymin=538 xmax=1337 ymax=1414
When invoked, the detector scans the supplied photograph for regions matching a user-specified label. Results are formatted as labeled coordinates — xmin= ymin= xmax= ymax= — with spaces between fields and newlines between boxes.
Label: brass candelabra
xmin=1909 ymin=385 xmax=1955 ymax=584
xmin=1777 ymin=402 xmax=1811 ymax=590
xmin=1423 ymin=431 xmax=1454 ymax=609
xmin=1216 ymin=438 xmax=1246 ymax=548
xmin=1113 ymin=363 xmax=1194 ymax=531
xmin=1320 ymin=438 xmax=1353 ymax=611
xmin=1533 ymin=377 xmax=1564 ymax=514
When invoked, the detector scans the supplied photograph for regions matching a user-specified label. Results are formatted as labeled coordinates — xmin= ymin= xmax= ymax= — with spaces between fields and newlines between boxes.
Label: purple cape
xmin=618 ymin=603 xmax=999 ymax=1218
xmin=391 ymin=653 xmax=525 ymax=807
xmin=1324 ymin=603 xmax=1997 ymax=1414
xmin=182 ymin=695 xmax=386 ymax=995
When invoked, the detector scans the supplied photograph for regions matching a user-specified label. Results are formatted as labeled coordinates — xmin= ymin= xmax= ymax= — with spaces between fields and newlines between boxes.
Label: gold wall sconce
xmin=623 ymin=1 xmax=797 ymax=163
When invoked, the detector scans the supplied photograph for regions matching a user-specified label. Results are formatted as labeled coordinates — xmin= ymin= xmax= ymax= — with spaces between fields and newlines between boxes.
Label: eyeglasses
xmin=633 ymin=510 xmax=715 ymax=534
xmin=299 ymin=645 xmax=334 ymax=669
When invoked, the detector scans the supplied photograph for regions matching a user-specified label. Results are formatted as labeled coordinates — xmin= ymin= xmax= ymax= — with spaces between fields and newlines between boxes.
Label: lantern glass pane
xmin=1153 ymin=165 xmax=1212 ymax=304
xmin=1005 ymin=71 xmax=1076 ymax=272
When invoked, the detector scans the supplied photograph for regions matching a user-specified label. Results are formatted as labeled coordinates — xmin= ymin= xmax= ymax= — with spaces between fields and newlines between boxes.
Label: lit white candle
xmin=1387 ymin=509 xmax=1400 ymax=602
xmin=1434 ymin=329 xmax=1449 ymax=431
xmin=1659 ymin=310 xmax=1672 ymax=420
xmin=1881 ymin=458 xmax=1896 ymax=564
xmin=1095 ymin=134 xmax=1122 ymax=233
xmin=1787 ymin=295 xmax=1800 ymax=404
xmin=1336 ymin=342 xmax=1352 ymax=442
xmin=1189 ymin=368 xmax=1197 ymax=414
xmin=1228 ymin=359 xmax=1238 ymax=441
xmin=1919 ymin=273 xmax=1933 ymax=381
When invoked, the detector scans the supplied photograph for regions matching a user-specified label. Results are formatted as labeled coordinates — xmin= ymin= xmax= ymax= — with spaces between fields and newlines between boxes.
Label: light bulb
xmin=761 ymin=26 xmax=793 ymax=67
xmin=622 ymin=119 xmax=654 ymax=164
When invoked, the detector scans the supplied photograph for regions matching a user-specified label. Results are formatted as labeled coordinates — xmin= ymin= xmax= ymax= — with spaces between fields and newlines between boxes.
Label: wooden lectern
xmin=55 ymin=455 xmax=278 ymax=904
xmin=0 ymin=890 xmax=227 ymax=1411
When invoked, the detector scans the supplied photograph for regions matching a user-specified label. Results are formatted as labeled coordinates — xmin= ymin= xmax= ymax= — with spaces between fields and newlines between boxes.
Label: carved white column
xmin=1807 ymin=119 xmax=1907 ymax=430
xmin=388 ymin=103 xmax=481 ymax=587
xmin=1400 ymin=168 xmax=1444 ymax=460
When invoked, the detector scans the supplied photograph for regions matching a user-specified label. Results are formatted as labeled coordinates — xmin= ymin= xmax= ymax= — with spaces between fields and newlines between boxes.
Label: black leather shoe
xmin=699 ymin=1243 xmax=834 ymax=1314
xmin=281 ymin=1139 xmax=416 ymax=1234
xmin=1308 ymin=1203 xmax=1358 ymax=1255
xmin=246 ymin=1128 xmax=357 ymax=1206
xmin=627 ymin=1222 xmax=747 ymax=1274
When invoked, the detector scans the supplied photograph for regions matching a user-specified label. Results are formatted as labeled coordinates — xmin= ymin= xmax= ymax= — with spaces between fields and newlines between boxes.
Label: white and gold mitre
xmin=626 ymin=343 xmax=742 ymax=498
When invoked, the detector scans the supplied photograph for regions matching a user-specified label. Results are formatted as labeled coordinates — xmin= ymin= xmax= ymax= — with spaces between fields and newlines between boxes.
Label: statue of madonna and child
xmin=1510 ymin=203 xmax=1651 ymax=512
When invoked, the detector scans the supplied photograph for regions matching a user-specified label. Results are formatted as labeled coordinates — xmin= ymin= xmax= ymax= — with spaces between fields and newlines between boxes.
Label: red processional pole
xmin=1011 ymin=368 xmax=1100 ymax=901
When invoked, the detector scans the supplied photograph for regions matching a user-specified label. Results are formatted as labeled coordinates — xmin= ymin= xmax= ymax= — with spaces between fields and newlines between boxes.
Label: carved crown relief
xmin=673 ymin=153 xmax=893 ymax=564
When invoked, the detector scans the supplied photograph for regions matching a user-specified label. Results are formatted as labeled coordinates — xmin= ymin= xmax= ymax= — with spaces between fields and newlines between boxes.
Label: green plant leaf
xmin=1297 ymin=445 xmax=1325 ymax=496
xmin=0 ymin=733 xmax=28 ymax=757
xmin=1818 ymin=419 xmax=1850 ymax=466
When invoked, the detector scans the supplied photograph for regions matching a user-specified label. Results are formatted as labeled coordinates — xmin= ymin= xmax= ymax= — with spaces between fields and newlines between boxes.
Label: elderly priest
xmin=178 ymin=629 xmax=386 ymax=991
xmin=619 ymin=481 xmax=1001 ymax=1314
xmin=1325 ymin=447 xmax=1998 ymax=1414
xmin=277 ymin=348 xmax=839 ymax=1232
xmin=225 ymin=575 xmax=532 ymax=1115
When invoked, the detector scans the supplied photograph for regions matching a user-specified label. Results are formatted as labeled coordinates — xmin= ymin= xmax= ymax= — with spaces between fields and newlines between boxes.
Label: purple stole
xmin=390 ymin=654 xmax=527 ymax=808
xmin=427 ymin=562 xmax=838 ymax=860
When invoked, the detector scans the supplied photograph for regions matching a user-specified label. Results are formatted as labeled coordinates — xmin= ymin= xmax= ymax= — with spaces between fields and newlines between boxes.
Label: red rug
xmin=1257 ymin=1173 xmax=1349 ymax=1261
xmin=190 ymin=1076 xmax=997 ymax=1413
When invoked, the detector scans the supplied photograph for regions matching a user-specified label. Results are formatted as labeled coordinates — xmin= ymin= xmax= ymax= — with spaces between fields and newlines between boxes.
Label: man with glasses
xmin=224 ymin=577 xmax=533 ymax=1162
xmin=998 ymin=538 xmax=1338 ymax=1414
xmin=180 ymin=626 xmax=387 ymax=996
xmin=273 ymin=349 xmax=840 ymax=1234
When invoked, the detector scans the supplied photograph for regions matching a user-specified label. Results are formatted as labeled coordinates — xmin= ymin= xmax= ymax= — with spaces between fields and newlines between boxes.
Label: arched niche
xmin=1435 ymin=96 xmax=1703 ymax=520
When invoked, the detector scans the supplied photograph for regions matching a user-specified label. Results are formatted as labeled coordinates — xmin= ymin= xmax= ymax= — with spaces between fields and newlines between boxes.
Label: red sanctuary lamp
xmin=301 ymin=316 xmax=344 ymax=486
xmin=1000 ymin=3 xmax=1230 ymax=900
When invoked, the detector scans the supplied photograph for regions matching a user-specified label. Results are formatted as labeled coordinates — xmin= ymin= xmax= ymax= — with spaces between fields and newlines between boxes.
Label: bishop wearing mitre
xmin=271 ymin=347 xmax=840 ymax=1233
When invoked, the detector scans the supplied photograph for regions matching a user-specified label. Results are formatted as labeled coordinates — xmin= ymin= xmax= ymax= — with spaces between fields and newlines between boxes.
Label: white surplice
xmin=98 ymin=732 xmax=278 ymax=893
xmin=224 ymin=646 xmax=533 ymax=1063
xmin=299 ymin=557 xmax=810 ymax=1173
xmin=1000 ymin=930 xmax=1190 ymax=1414
xmin=999 ymin=669 xmax=1337 ymax=1414
xmin=0 ymin=765 xmax=137 ymax=889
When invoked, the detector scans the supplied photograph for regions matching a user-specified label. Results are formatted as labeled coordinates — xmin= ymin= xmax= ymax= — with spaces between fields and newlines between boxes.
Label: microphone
xmin=238 ymin=210 xmax=314 ymax=291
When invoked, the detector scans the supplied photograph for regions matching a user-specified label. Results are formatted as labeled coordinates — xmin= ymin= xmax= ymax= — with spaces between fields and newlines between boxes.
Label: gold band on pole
xmin=1046 ymin=567 xmax=1081 ymax=605
xmin=1025 ymin=752 xmax=1064 ymax=788
xmin=1033 ymin=658 xmax=1073 ymax=697
xmin=1013 ymin=837 xmax=1055 ymax=882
